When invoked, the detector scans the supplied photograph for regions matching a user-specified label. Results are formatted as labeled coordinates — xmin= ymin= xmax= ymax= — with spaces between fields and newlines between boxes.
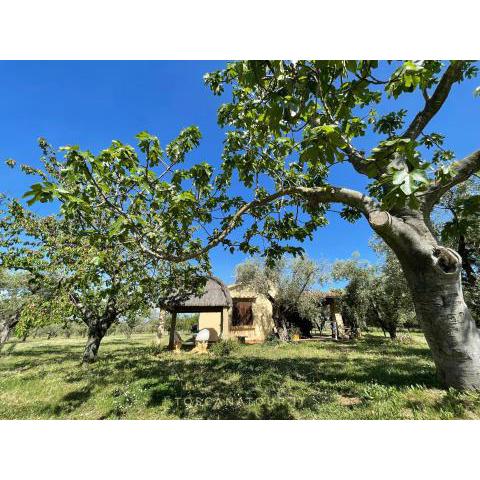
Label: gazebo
xmin=166 ymin=276 xmax=233 ymax=349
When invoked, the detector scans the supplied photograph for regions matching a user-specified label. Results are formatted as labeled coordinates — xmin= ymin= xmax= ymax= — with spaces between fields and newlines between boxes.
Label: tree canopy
xmin=3 ymin=60 xmax=480 ymax=388
xmin=235 ymin=255 xmax=328 ymax=339
xmin=17 ymin=61 xmax=479 ymax=267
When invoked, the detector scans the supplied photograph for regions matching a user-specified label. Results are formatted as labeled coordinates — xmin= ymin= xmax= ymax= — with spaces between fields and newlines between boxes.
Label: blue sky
xmin=0 ymin=61 xmax=478 ymax=286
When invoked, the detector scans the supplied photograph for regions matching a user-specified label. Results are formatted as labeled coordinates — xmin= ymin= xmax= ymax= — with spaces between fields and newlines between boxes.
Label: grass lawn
xmin=1 ymin=331 xmax=480 ymax=419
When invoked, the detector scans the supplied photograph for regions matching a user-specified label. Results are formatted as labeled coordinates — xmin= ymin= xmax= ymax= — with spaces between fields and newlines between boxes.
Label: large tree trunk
xmin=82 ymin=323 xmax=108 ymax=363
xmin=271 ymin=303 xmax=289 ymax=341
xmin=371 ymin=300 xmax=397 ymax=339
xmin=82 ymin=313 xmax=117 ymax=364
xmin=277 ymin=317 xmax=289 ymax=342
xmin=372 ymin=210 xmax=480 ymax=389
xmin=387 ymin=325 xmax=397 ymax=340
xmin=403 ymin=256 xmax=480 ymax=389
xmin=0 ymin=313 xmax=20 ymax=349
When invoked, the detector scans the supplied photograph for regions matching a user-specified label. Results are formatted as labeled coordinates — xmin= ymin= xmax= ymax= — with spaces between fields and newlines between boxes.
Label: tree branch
xmin=424 ymin=149 xmax=480 ymax=213
xmin=402 ymin=61 xmax=465 ymax=140
xmin=137 ymin=185 xmax=377 ymax=262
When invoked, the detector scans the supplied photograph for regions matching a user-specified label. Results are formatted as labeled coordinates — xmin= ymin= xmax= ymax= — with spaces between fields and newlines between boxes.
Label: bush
xmin=210 ymin=338 xmax=240 ymax=357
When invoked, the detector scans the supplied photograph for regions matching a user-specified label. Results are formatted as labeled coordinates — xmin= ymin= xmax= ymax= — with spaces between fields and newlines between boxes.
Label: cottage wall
xmin=197 ymin=285 xmax=275 ymax=343
xmin=227 ymin=284 xmax=274 ymax=343
xmin=197 ymin=312 xmax=221 ymax=341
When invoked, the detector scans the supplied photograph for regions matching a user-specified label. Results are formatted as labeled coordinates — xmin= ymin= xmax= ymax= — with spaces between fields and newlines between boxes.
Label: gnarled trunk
xmin=82 ymin=322 xmax=111 ymax=364
xmin=371 ymin=299 xmax=396 ymax=339
xmin=373 ymin=210 xmax=480 ymax=389
xmin=82 ymin=326 xmax=105 ymax=363
xmin=0 ymin=312 xmax=20 ymax=349
xmin=82 ymin=316 xmax=116 ymax=363
xmin=272 ymin=303 xmax=289 ymax=341
xmin=403 ymin=253 xmax=480 ymax=389
xmin=388 ymin=326 xmax=397 ymax=340
xmin=277 ymin=317 xmax=289 ymax=342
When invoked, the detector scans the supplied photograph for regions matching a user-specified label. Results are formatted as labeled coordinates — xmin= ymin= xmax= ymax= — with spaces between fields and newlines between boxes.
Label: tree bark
xmin=82 ymin=313 xmax=116 ymax=363
xmin=371 ymin=299 xmax=397 ymax=339
xmin=402 ymin=255 xmax=480 ymax=389
xmin=373 ymin=210 xmax=480 ymax=389
xmin=272 ymin=303 xmax=289 ymax=342
xmin=168 ymin=311 xmax=177 ymax=350
xmin=0 ymin=313 xmax=20 ymax=349
xmin=82 ymin=323 xmax=109 ymax=363
xmin=277 ymin=317 xmax=289 ymax=342
xmin=387 ymin=326 xmax=397 ymax=340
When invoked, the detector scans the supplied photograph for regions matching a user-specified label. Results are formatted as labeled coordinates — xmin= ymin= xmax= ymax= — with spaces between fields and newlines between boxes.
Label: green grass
xmin=2 ymin=332 xmax=480 ymax=419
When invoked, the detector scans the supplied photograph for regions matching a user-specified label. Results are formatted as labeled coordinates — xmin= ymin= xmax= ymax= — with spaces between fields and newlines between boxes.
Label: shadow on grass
xmin=68 ymin=347 xmax=439 ymax=419
xmin=38 ymin=387 xmax=94 ymax=417
xmin=3 ymin=335 xmax=440 ymax=419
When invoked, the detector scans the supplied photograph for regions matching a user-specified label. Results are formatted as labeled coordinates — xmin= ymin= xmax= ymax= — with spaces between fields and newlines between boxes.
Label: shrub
xmin=210 ymin=338 xmax=240 ymax=356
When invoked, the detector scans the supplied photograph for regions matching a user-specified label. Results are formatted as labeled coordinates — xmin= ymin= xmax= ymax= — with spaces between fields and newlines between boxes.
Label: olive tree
xmin=0 ymin=202 xmax=75 ymax=348
xmin=235 ymin=255 xmax=328 ymax=340
xmin=332 ymin=255 xmax=376 ymax=337
xmin=334 ymin=246 xmax=416 ymax=339
xmin=371 ymin=242 xmax=416 ymax=338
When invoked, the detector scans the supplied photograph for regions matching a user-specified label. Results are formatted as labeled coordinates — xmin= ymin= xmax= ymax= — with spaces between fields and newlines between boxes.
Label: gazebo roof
xmin=173 ymin=276 xmax=233 ymax=313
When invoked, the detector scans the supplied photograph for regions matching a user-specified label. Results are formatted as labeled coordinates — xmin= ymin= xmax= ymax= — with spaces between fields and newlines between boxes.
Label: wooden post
xmin=168 ymin=311 xmax=177 ymax=350
xmin=222 ymin=307 xmax=230 ymax=339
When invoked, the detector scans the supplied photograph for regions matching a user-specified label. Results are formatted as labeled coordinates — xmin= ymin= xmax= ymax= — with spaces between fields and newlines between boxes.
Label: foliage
xmin=1 ymin=126 xmax=219 ymax=360
xmin=210 ymin=338 xmax=241 ymax=356
xmin=19 ymin=61 xmax=479 ymax=269
xmin=163 ymin=313 xmax=199 ymax=333
xmin=0 ymin=266 xmax=65 ymax=344
xmin=332 ymin=254 xmax=376 ymax=335
xmin=0 ymin=190 xmax=204 ymax=361
xmin=333 ymin=246 xmax=416 ymax=338
xmin=201 ymin=61 xmax=479 ymax=260
xmin=0 ymin=269 xmax=30 ymax=315
xmin=435 ymin=179 xmax=480 ymax=321
xmin=370 ymin=239 xmax=417 ymax=334
xmin=235 ymin=255 xmax=328 ymax=338
xmin=21 ymin=131 xmax=215 ymax=271
xmin=0 ymin=269 xmax=31 ymax=332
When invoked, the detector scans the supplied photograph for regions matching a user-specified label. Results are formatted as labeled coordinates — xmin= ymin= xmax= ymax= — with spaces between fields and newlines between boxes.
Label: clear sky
xmin=0 ymin=61 xmax=478 ymax=285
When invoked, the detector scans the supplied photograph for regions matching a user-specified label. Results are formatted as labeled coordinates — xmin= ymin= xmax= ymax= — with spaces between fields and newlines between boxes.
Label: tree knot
xmin=432 ymin=246 xmax=462 ymax=275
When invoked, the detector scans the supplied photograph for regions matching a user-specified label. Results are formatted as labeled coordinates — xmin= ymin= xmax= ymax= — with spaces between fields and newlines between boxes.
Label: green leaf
xmin=392 ymin=170 xmax=408 ymax=185
xmin=399 ymin=176 xmax=412 ymax=195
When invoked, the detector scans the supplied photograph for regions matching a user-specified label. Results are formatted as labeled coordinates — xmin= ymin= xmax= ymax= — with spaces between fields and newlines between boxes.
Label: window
xmin=232 ymin=299 xmax=254 ymax=326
